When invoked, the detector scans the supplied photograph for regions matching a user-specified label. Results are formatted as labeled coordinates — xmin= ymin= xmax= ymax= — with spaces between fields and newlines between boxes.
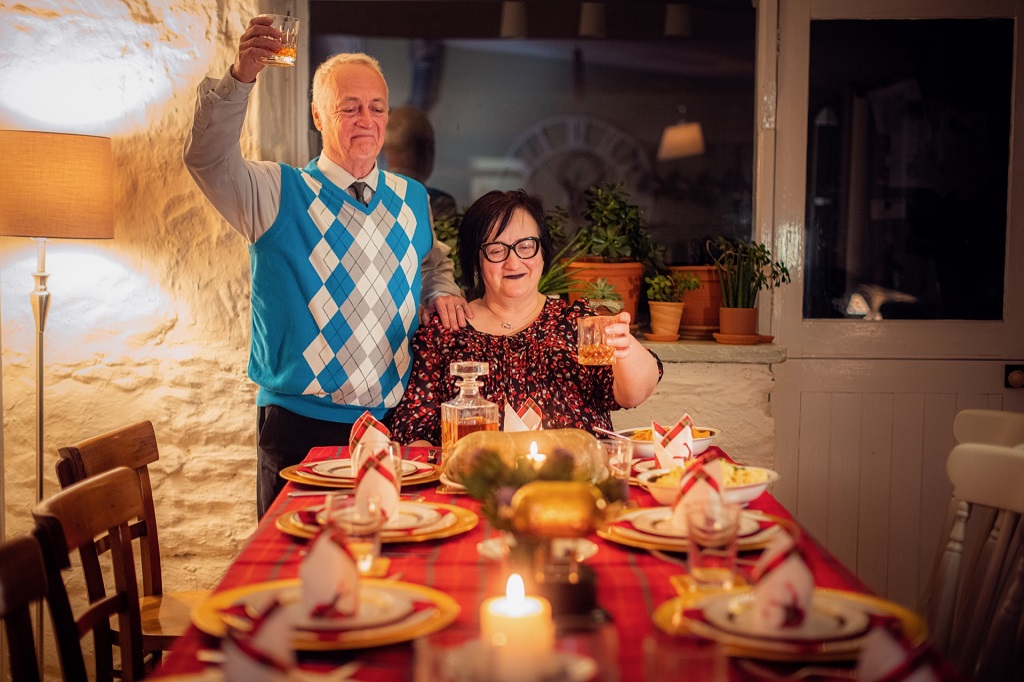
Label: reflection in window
xmin=804 ymin=19 xmax=1010 ymax=320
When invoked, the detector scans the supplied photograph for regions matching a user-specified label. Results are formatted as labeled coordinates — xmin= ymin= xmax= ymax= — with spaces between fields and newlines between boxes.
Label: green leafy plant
xmin=459 ymin=447 xmax=624 ymax=532
xmin=576 ymin=183 xmax=665 ymax=272
xmin=537 ymin=208 xmax=584 ymax=296
xmin=584 ymin=277 xmax=622 ymax=302
xmin=645 ymin=272 xmax=700 ymax=302
xmin=433 ymin=211 xmax=462 ymax=284
xmin=707 ymin=236 xmax=791 ymax=308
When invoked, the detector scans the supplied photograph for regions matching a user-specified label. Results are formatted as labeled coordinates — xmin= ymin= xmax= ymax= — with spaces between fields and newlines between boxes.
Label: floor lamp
xmin=0 ymin=130 xmax=115 ymax=675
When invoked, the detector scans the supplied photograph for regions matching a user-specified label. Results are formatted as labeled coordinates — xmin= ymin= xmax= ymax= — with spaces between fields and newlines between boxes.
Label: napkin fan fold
xmin=503 ymin=398 xmax=543 ymax=432
xmin=654 ymin=414 xmax=695 ymax=469
xmin=300 ymin=527 xmax=360 ymax=618
xmin=222 ymin=599 xmax=294 ymax=682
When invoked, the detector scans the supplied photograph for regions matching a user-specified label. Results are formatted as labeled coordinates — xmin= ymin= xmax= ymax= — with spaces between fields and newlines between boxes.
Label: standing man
xmin=184 ymin=16 xmax=471 ymax=518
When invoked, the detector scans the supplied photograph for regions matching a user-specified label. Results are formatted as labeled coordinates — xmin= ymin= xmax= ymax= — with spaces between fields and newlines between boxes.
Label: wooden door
xmin=759 ymin=0 xmax=1024 ymax=609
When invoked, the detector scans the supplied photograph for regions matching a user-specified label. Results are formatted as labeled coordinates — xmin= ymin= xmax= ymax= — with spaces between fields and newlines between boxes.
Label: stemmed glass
xmin=323 ymin=492 xmax=383 ymax=575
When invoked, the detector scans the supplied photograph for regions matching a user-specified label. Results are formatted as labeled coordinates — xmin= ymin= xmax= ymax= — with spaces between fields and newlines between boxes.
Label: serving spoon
xmin=594 ymin=426 xmax=631 ymax=440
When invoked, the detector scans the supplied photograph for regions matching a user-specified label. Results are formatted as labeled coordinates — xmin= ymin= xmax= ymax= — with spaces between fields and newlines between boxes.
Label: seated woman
xmin=391 ymin=189 xmax=662 ymax=446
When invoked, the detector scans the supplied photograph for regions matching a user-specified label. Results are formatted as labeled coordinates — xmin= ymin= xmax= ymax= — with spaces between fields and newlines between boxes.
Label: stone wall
xmin=0 ymin=0 xmax=271 ymax=598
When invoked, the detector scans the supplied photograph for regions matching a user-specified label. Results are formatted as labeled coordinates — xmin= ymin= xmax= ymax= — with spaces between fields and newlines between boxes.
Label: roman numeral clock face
xmin=500 ymin=115 xmax=655 ymax=228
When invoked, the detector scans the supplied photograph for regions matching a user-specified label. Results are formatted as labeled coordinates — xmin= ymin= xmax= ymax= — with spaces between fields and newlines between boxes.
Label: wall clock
xmin=501 ymin=115 xmax=655 ymax=226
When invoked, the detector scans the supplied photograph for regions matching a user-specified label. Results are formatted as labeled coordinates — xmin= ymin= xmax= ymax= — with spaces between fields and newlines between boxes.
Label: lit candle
xmin=480 ymin=574 xmax=555 ymax=681
xmin=526 ymin=440 xmax=546 ymax=470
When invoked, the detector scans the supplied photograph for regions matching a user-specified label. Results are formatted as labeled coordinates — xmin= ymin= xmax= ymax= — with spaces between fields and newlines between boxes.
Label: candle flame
xmin=527 ymin=441 xmax=546 ymax=468
xmin=506 ymin=573 xmax=526 ymax=602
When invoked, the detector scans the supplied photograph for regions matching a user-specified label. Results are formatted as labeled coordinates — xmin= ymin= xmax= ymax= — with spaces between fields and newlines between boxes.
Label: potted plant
xmin=566 ymin=183 xmax=665 ymax=321
xmin=583 ymin=277 xmax=624 ymax=315
xmin=668 ymin=258 xmax=723 ymax=340
xmin=644 ymin=272 xmax=699 ymax=341
xmin=707 ymin=236 xmax=790 ymax=339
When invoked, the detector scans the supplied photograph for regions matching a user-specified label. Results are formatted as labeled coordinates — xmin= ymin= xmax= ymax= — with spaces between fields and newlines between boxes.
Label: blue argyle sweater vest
xmin=248 ymin=161 xmax=433 ymax=423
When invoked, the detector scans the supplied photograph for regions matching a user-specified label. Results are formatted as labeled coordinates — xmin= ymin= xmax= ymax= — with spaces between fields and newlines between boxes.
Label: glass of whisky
xmin=577 ymin=315 xmax=616 ymax=365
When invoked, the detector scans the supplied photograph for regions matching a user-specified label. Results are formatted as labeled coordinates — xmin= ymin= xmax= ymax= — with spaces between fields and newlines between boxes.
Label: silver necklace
xmin=487 ymin=296 xmax=544 ymax=331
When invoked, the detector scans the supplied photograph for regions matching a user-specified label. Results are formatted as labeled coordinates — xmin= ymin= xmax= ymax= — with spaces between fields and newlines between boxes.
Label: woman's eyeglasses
xmin=480 ymin=236 xmax=541 ymax=263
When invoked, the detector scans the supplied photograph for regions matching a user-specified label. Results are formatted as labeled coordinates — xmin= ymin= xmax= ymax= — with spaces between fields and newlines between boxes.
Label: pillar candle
xmin=480 ymin=574 xmax=555 ymax=681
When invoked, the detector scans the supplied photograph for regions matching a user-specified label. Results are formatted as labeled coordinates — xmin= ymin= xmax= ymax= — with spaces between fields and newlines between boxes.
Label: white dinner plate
xmin=627 ymin=507 xmax=762 ymax=538
xmin=438 ymin=473 xmax=467 ymax=491
xmin=224 ymin=583 xmax=414 ymax=633
xmin=316 ymin=501 xmax=444 ymax=532
xmin=310 ymin=458 xmax=420 ymax=480
xmin=633 ymin=459 xmax=660 ymax=474
xmin=700 ymin=591 xmax=871 ymax=643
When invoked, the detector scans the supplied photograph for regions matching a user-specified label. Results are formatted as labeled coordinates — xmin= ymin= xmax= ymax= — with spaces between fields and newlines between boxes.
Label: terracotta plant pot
xmin=566 ymin=260 xmax=644 ymax=321
xmin=668 ymin=265 xmax=722 ymax=339
xmin=648 ymin=301 xmax=684 ymax=341
xmin=718 ymin=307 xmax=758 ymax=337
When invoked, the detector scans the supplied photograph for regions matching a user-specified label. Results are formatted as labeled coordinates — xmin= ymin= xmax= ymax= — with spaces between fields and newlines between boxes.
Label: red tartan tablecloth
xmin=152 ymin=445 xmax=948 ymax=681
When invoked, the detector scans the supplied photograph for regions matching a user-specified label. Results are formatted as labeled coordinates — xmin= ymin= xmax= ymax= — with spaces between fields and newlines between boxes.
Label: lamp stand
xmin=31 ymin=237 xmax=50 ymax=677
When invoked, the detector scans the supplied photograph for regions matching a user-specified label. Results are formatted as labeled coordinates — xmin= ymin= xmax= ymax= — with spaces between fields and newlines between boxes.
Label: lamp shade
xmin=657 ymin=121 xmax=705 ymax=160
xmin=0 ymin=130 xmax=114 ymax=239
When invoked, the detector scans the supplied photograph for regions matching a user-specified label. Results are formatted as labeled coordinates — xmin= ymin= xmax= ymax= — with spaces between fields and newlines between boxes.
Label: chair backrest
xmin=0 ymin=534 xmax=48 ymax=682
xmin=33 ymin=466 xmax=147 ymax=682
xmin=925 ymin=442 xmax=1024 ymax=681
xmin=953 ymin=408 xmax=1024 ymax=447
xmin=56 ymin=420 xmax=164 ymax=597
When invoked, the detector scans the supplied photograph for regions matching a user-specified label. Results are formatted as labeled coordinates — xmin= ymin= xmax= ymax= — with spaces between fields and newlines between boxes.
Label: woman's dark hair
xmin=457 ymin=189 xmax=554 ymax=299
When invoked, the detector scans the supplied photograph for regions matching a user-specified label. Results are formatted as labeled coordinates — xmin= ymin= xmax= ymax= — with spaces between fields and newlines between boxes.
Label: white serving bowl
xmin=637 ymin=465 xmax=780 ymax=506
xmin=614 ymin=426 xmax=721 ymax=459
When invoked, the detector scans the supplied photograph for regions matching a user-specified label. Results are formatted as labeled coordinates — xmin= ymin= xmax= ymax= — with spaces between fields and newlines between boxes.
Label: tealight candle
xmin=480 ymin=574 xmax=555 ymax=681
xmin=526 ymin=440 xmax=546 ymax=470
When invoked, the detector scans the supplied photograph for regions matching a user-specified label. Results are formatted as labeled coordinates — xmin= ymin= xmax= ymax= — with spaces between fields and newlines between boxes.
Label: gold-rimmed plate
xmin=192 ymin=578 xmax=460 ymax=651
xmin=596 ymin=508 xmax=780 ymax=553
xmin=652 ymin=587 xmax=926 ymax=662
xmin=309 ymin=458 xmax=423 ymax=480
xmin=280 ymin=461 xmax=441 ymax=489
xmin=276 ymin=502 xmax=478 ymax=543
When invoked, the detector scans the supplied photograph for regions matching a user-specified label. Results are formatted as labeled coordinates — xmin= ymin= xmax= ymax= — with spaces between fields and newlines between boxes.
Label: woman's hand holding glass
xmin=603 ymin=312 xmax=636 ymax=361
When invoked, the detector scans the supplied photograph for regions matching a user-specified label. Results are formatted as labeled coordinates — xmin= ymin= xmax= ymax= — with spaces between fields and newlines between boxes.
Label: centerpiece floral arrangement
xmin=457 ymin=445 xmax=626 ymax=533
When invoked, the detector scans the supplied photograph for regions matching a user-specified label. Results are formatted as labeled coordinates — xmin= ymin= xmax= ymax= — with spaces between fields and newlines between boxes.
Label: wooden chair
xmin=33 ymin=466 xmax=147 ymax=681
xmin=55 ymin=420 xmax=209 ymax=669
xmin=953 ymin=407 xmax=1024 ymax=447
xmin=924 ymin=440 xmax=1024 ymax=681
xmin=0 ymin=534 xmax=48 ymax=682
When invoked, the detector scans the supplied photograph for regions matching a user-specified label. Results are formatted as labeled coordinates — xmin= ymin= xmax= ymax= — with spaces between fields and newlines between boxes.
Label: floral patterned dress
xmin=391 ymin=298 xmax=663 ymax=445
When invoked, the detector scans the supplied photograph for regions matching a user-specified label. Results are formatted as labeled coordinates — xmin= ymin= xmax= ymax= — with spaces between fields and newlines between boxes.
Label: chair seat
xmin=139 ymin=589 xmax=211 ymax=648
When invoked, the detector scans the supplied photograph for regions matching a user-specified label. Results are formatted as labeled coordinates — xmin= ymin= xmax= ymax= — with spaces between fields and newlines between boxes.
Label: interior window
xmin=804 ymin=19 xmax=1011 ymax=320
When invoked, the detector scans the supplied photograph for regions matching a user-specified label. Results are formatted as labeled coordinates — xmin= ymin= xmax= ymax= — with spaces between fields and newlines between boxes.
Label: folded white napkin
xmin=857 ymin=627 xmax=940 ymax=682
xmin=300 ymin=527 xmax=360 ymax=618
xmin=355 ymin=445 xmax=402 ymax=521
xmin=654 ymin=414 xmax=694 ymax=469
xmin=749 ymin=530 xmax=815 ymax=632
xmin=669 ymin=452 xmax=725 ymax=533
xmin=503 ymin=399 xmax=543 ymax=432
xmin=349 ymin=411 xmax=391 ymax=452
xmin=222 ymin=598 xmax=294 ymax=682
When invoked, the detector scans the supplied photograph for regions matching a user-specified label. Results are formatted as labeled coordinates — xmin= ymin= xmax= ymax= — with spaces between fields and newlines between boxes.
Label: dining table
xmin=152 ymin=445 xmax=963 ymax=681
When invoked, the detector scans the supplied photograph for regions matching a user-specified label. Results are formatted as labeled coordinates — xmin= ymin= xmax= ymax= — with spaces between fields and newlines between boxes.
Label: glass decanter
xmin=440 ymin=361 xmax=499 ymax=464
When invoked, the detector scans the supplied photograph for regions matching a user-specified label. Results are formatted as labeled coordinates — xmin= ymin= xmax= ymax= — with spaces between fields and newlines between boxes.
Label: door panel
xmin=773 ymin=359 xmax=1023 ymax=608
